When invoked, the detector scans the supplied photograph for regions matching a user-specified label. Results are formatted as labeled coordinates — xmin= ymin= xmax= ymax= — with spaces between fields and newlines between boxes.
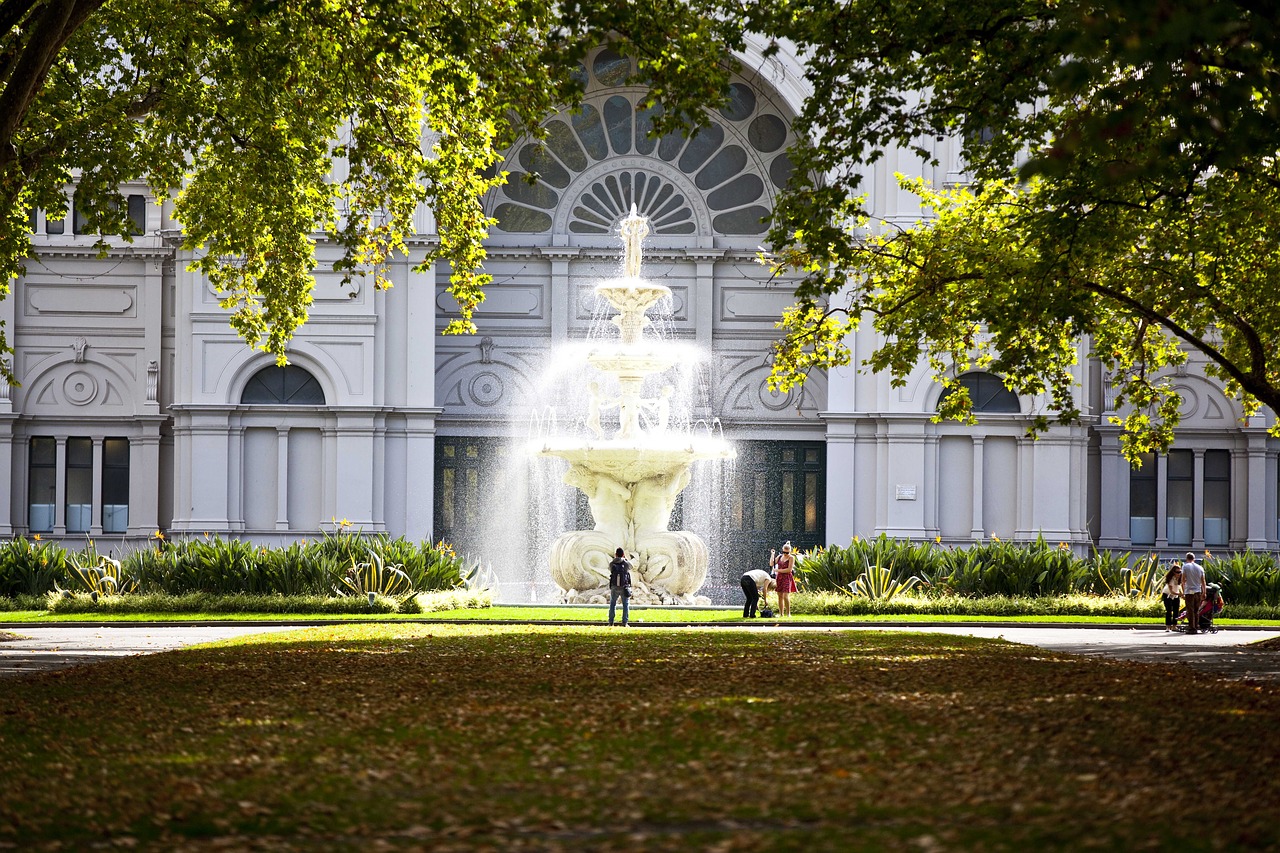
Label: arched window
xmin=939 ymin=372 xmax=1020 ymax=414
xmin=490 ymin=47 xmax=792 ymax=237
xmin=240 ymin=365 xmax=325 ymax=405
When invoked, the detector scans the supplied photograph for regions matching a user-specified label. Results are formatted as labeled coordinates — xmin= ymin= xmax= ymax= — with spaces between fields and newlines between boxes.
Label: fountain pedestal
xmin=537 ymin=206 xmax=733 ymax=604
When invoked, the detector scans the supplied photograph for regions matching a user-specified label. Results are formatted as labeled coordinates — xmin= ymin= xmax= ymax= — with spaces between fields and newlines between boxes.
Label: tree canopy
xmin=1 ymin=0 xmax=737 ymax=378
xmin=751 ymin=0 xmax=1280 ymax=458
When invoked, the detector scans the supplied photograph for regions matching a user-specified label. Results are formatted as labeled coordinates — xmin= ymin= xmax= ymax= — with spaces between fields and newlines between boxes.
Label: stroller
xmin=1178 ymin=583 xmax=1225 ymax=634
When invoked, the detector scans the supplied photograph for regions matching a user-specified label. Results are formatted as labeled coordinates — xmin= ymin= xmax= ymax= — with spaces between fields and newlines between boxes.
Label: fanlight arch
xmin=938 ymin=372 xmax=1021 ymax=414
xmin=240 ymin=365 xmax=326 ymax=406
xmin=490 ymin=46 xmax=794 ymax=238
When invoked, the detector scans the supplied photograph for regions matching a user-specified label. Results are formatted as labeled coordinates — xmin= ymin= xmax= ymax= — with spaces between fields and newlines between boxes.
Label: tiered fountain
xmin=537 ymin=206 xmax=734 ymax=604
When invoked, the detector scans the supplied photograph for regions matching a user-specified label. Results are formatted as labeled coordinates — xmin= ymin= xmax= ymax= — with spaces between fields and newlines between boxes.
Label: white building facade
xmin=12 ymin=43 xmax=1279 ymax=597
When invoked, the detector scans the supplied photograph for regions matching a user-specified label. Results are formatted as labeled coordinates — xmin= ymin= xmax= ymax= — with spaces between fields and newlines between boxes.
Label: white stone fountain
xmin=537 ymin=206 xmax=734 ymax=604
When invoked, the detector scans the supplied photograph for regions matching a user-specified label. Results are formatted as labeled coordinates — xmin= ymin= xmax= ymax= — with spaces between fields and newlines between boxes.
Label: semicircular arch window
xmin=241 ymin=365 xmax=326 ymax=405
xmin=939 ymin=372 xmax=1021 ymax=414
xmin=492 ymin=58 xmax=792 ymax=238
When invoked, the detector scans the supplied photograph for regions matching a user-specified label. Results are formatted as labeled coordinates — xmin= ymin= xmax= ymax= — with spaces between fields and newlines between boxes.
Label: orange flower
xmin=152 ymin=529 xmax=165 ymax=540
xmin=32 ymin=533 xmax=41 ymax=541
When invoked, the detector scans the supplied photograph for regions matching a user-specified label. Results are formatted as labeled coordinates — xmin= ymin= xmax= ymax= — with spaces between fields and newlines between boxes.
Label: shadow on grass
xmin=2 ymin=626 xmax=1278 ymax=851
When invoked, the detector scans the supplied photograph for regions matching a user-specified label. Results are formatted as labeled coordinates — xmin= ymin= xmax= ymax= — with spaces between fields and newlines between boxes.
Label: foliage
xmin=337 ymin=551 xmax=413 ymax=598
xmin=747 ymin=0 xmax=1280 ymax=458
xmin=45 ymin=591 xmax=400 ymax=615
xmin=1094 ymin=554 xmax=1164 ymax=599
xmin=402 ymin=587 xmax=493 ymax=614
xmin=2 ymin=626 xmax=1279 ymax=848
xmin=2 ymin=0 xmax=738 ymax=368
xmin=1207 ymin=551 xmax=1280 ymax=607
xmin=850 ymin=562 xmax=920 ymax=601
xmin=0 ymin=537 xmax=68 ymax=596
xmin=63 ymin=553 xmax=139 ymax=597
xmin=0 ymin=533 xmax=465 ymax=599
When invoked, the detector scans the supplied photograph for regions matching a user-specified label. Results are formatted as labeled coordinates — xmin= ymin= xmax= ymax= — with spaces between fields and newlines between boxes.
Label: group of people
xmin=604 ymin=540 xmax=800 ymax=626
xmin=1161 ymin=552 xmax=1224 ymax=635
xmin=740 ymin=542 xmax=796 ymax=619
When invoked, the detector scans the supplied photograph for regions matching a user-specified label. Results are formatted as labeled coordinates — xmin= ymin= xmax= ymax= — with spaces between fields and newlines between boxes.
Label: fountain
xmin=536 ymin=205 xmax=735 ymax=604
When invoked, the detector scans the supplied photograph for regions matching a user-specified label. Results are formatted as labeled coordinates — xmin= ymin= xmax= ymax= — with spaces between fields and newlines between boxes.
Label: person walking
xmin=1161 ymin=562 xmax=1183 ymax=632
xmin=769 ymin=541 xmax=796 ymax=618
xmin=740 ymin=568 xmax=775 ymax=618
xmin=608 ymin=547 xmax=632 ymax=627
xmin=1181 ymin=552 xmax=1207 ymax=635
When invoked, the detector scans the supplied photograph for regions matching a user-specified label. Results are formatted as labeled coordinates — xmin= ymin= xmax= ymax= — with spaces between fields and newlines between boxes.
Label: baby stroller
xmin=1178 ymin=583 xmax=1225 ymax=634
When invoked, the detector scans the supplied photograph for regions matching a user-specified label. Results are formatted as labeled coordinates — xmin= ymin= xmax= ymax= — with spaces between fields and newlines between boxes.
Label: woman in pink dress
xmin=770 ymin=541 xmax=796 ymax=617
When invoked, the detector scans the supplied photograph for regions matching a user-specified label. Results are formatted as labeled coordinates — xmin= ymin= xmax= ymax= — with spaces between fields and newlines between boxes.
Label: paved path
xmin=868 ymin=624 xmax=1280 ymax=683
xmin=0 ymin=625 xmax=297 ymax=678
xmin=1 ymin=622 xmax=1278 ymax=682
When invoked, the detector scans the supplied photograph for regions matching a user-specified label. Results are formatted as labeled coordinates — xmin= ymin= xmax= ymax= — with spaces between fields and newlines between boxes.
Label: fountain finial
xmin=618 ymin=203 xmax=650 ymax=280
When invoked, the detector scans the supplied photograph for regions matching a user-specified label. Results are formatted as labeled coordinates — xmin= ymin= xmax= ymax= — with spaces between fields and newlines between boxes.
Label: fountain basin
xmin=539 ymin=442 xmax=733 ymax=482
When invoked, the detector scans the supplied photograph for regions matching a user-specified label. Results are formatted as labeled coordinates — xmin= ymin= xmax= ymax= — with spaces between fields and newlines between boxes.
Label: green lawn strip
xmin=1 ymin=606 xmax=1278 ymax=627
xmin=2 ymin=624 xmax=1277 ymax=850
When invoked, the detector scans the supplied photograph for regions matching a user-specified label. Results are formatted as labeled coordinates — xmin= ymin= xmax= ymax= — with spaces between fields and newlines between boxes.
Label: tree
xmin=1 ymin=0 xmax=737 ymax=379
xmin=748 ymin=0 xmax=1280 ymax=458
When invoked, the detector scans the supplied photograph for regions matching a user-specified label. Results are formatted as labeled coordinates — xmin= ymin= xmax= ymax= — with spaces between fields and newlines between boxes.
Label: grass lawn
xmin=2 ymin=625 xmax=1278 ymax=850
xmin=1 ymin=606 xmax=1279 ymax=627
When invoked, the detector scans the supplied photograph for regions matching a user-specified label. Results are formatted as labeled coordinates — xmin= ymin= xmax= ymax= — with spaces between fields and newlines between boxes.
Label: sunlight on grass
xmin=2 ymin=626 xmax=1278 ymax=850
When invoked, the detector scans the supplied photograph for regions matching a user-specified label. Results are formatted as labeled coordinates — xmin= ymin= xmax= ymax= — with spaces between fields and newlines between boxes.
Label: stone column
xmin=275 ymin=427 xmax=290 ymax=531
xmin=54 ymin=437 xmax=67 ymax=535
xmin=91 ymin=438 xmax=104 ymax=536
xmin=1155 ymin=453 xmax=1168 ymax=549
xmin=1245 ymin=428 xmax=1270 ymax=550
xmin=334 ymin=412 xmax=378 ymax=528
xmin=543 ymin=248 xmax=577 ymax=343
xmin=1192 ymin=449 xmax=1205 ymax=550
xmin=970 ymin=436 xmax=986 ymax=540
xmin=129 ymin=427 xmax=163 ymax=536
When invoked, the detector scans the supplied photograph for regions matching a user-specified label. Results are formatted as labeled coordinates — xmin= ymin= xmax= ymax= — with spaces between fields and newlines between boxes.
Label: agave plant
xmin=65 ymin=554 xmax=138 ymax=597
xmin=338 ymin=550 xmax=414 ymax=598
xmin=849 ymin=559 xmax=920 ymax=601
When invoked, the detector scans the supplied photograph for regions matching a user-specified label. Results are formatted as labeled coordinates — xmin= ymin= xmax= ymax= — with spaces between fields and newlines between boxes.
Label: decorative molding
xmin=146 ymin=360 xmax=159 ymax=403
xmin=71 ymin=336 xmax=88 ymax=363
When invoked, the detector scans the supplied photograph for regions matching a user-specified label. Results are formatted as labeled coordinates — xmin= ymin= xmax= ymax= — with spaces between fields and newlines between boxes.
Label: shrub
xmin=403 ymin=588 xmax=492 ymax=613
xmin=0 ymin=538 xmax=72 ymax=597
xmin=337 ymin=551 xmax=414 ymax=598
xmin=850 ymin=562 xmax=920 ymax=600
xmin=64 ymin=553 xmax=139 ymax=597
xmin=44 ymin=591 xmax=401 ymax=615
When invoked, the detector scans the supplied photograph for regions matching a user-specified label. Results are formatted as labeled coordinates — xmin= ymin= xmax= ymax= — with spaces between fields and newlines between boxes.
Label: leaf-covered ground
xmin=1 ymin=625 xmax=1277 ymax=851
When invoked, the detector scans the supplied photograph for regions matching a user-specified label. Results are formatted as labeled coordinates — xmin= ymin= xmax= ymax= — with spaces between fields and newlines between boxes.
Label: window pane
xmin=30 ymin=437 xmax=55 ymax=466
xmin=1204 ymin=449 xmax=1230 ymax=480
xmin=104 ymin=437 xmax=129 ymax=469
xmin=102 ymin=438 xmax=130 ymax=506
xmin=66 ymin=437 xmax=92 ymax=468
xmin=752 ymin=474 xmax=767 ymax=531
xmin=1129 ymin=453 xmax=1157 ymax=544
xmin=127 ymin=194 xmax=146 ymax=234
xmin=805 ymin=473 xmax=819 ymax=532
xmin=1167 ymin=475 xmax=1193 ymax=546
xmin=781 ymin=472 xmax=794 ymax=530
xmin=1167 ymin=449 xmax=1193 ymax=479
xmin=28 ymin=440 xmax=56 ymax=533
xmin=72 ymin=195 xmax=91 ymax=234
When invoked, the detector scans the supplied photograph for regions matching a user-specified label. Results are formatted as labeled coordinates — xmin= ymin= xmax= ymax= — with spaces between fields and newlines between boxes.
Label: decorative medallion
xmin=63 ymin=371 xmax=99 ymax=406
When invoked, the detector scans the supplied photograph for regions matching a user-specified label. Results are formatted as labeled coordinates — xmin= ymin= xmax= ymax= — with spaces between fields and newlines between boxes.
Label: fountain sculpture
xmin=537 ymin=206 xmax=734 ymax=604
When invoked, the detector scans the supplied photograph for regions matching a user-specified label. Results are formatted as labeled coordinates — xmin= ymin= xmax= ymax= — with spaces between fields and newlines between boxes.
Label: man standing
xmin=608 ymin=547 xmax=632 ymax=627
xmin=740 ymin=568 xmax=776 ymax=618
xmin=1182 ymin=552 xmax=1206 ymax=635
